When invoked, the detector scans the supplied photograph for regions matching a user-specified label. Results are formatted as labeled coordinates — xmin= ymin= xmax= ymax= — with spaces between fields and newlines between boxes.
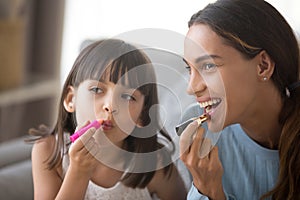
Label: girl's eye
xmin=121 ymin=93 xmax=136 ymax=101
xmin=201 ymin=63 xmax=217 ymax=72
xmin=90 ymin=87 xmax=103 ymax=94
xmin=185 ymin=65 xmax=191 ymax=73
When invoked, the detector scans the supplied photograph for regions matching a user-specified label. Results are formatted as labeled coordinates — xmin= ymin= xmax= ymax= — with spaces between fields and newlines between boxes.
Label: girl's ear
xmin=256 ymin=50 xmax=275 ymax=81
xmin=136 ymin=118 xmax=144 ymax=128
xmin=63 ymin=86 xmax=76 ymax=113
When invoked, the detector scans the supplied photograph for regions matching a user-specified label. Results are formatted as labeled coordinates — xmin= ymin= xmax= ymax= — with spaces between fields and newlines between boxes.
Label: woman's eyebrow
xmin=183 ymin=54 xmax=222 ymax=65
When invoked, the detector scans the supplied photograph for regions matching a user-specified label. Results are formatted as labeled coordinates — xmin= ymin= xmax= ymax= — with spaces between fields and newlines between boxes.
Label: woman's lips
xmin=197 ymin=97 xmax=222 ymax=115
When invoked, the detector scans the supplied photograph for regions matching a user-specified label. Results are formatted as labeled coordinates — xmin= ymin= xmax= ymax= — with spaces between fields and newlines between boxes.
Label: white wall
xmin=60 ymin=0 xmax=300 ymax=82
xmin=60 ymin=0 xmax=215 ymax=82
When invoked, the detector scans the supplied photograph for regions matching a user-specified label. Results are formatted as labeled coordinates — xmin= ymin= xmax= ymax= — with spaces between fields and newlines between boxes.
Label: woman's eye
xmin=121 ymin=93 xmax=136 ymax=101
xmin=90 ymin=87 xmax=103 ymax=94
xmin=201 ymin=63 xmax=217 ymax=72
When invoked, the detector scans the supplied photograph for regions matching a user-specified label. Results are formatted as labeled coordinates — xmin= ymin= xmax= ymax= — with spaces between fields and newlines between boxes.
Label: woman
xmin=180 ymin=0 xmax=300 ymax=199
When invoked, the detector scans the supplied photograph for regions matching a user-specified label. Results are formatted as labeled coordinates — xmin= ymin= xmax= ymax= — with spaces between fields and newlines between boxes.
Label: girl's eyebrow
xmin=182 ymin=58 xmax=190 ymax=66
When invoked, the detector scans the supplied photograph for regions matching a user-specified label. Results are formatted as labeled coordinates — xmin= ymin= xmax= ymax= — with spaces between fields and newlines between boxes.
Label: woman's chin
xmin=207 ymin=123 xmax=224 ymax=133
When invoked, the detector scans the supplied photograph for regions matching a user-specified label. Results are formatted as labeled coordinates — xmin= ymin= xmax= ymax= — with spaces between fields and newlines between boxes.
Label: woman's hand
xmin=180 ymin=121 xmax=225 ymax=200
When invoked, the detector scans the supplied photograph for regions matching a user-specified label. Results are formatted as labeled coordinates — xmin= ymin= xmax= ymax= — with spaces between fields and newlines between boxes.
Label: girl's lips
xmin=102 ymin=120 xmax=113 ymax=130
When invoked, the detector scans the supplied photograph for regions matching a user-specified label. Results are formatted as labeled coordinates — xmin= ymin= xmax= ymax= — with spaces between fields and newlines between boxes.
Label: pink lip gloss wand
xmin=70 ymin=119 xmax=104 ymax=143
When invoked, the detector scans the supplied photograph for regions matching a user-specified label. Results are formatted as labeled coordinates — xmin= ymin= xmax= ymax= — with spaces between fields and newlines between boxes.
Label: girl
xmin=180 ymin=0 xmax=300 ymax=200
xmin=30 ymin=39 xmax=186 ymax=199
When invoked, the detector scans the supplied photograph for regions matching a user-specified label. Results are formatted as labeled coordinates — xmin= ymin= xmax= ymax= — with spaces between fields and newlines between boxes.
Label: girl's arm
xmin=31 ymin=135 xmax=63 ymax=199
xmin=148 ymin=164 xmax=187 ymax=200
xmin=32 ymin=128 xmax=99 ymax=200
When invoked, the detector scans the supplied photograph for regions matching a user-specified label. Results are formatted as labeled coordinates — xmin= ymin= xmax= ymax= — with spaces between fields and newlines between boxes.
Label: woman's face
xmin=184 ymin=24 xmax=259 ymax=132
xmin=73 ymin=79 xmax=145 ymax=147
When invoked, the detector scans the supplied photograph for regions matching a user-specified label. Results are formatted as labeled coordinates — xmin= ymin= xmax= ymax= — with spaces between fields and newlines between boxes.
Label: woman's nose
xmin=186 ymin=70 xmax=206 ymax=95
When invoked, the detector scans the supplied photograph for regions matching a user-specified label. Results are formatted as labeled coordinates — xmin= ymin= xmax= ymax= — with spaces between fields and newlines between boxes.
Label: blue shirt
xmin=187 ymin=124 xmax=279 ymax=200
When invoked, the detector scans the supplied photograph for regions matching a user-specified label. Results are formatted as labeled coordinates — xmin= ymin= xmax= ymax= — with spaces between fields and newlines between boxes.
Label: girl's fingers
xmin=79 ymin=127 xmax=96 ymax=146
xmin=75 ymin=120 xmax=90 ymax=132
xmin=70 ymin=127 xmax=96 ymax=152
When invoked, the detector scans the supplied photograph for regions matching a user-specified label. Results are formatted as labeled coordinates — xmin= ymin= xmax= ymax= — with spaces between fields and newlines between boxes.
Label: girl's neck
xmin=91 ymin=163 xmax=124 ymax=188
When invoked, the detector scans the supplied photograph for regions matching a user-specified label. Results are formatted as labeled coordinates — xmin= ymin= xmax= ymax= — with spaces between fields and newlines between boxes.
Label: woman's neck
xmin=240 ymin=86 xmax=283 ymax=149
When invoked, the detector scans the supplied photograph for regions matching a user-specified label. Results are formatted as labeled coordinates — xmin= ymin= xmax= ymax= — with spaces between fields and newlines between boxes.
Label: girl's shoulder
xmin=31 ymin=134 xmax=63 ymax=174
xmin=32 ymin=134 xmax=56 ymax=156
xmin=147 ymin=163 xmax=187 ymax=199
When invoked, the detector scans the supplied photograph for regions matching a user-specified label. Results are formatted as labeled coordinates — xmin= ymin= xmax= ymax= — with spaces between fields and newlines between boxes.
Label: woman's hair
xmin=188 ymin=0 xmax=300 ymax=199
xmin=29 ymin=39 xmax=174 ymax=188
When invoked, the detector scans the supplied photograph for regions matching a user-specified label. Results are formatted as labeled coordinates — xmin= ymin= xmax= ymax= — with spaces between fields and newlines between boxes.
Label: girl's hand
xmin=68 ymin=123 xmax=101 ymax=178
xmin=54 ymin=123 xmax=103 ymax=199
xmin=180 ymin=122 xmax=225 ymax=200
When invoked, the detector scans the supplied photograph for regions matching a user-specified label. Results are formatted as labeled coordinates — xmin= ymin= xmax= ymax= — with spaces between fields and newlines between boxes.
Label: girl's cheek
xmin=76 ymin=100 xmax=98 ymax=125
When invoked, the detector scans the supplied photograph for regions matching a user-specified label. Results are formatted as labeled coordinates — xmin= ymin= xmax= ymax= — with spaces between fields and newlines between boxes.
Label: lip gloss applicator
xmin=176 ymin=113 xmax=210 ymax=136
xmin=70 ymin=119 xmax=104 ymax=143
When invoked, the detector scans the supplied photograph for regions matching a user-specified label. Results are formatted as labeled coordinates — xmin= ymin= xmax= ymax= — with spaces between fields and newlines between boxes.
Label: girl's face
xmin=184 ymin=24 xmax=260 ymax=132
xmin=71 ymin=79 xmax=145 ymax=147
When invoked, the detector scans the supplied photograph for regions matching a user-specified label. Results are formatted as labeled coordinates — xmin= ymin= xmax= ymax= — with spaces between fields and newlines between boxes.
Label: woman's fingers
xmin=178 ymin=120 xmax=224 ymax=198
xmin=199 ymin=137 xmax=212 ymax=159
xmin=179 ymin=121 xmax=199 ymax=157
xmin=189 ymin=126 xmax=206 ymax=157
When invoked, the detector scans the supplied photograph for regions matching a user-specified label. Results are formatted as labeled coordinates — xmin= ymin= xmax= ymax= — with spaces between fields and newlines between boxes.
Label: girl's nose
xmin=186 ymin=70 xmax=207 ymax=95
xmin=103 ymin=103 xmax=117 ymax=114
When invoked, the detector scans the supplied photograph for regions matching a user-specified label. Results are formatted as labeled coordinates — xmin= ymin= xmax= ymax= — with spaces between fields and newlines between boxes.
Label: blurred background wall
xmin=0 ymin=0 xmax=64 ymax=142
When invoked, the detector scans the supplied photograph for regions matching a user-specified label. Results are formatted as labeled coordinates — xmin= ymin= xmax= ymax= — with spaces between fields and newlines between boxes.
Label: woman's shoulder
xmin=218 ymin=124 xmax=244 ymax=143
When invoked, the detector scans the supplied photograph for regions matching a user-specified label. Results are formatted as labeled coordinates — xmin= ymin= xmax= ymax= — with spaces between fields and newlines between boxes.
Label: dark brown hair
xmin=188 ymin=0 xmax=300 ymax=199
xmin=29 ymin=39 xmax=174 ymax=188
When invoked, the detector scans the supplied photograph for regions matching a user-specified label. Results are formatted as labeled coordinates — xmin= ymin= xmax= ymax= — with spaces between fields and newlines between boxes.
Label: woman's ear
xmin=256 ymin=50 xmax=275 ymax=81
xmin=63 ymin=86 xmax=76 ymax=113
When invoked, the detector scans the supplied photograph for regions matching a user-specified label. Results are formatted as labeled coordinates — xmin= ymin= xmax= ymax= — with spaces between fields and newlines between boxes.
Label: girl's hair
xmin=188 ymin=0 xmax=300 ymax=199
xmin=29 ymin=39 xmax=174 ymax=188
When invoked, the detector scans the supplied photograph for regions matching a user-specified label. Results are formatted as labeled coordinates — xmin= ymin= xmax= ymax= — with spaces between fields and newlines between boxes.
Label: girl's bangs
xmin=73 ymin=40 xmax=155 ymax=91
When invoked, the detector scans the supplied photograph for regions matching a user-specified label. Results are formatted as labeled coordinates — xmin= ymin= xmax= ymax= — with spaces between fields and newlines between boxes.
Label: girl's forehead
xmin=81 ymin=78 xmax=140 ymax=91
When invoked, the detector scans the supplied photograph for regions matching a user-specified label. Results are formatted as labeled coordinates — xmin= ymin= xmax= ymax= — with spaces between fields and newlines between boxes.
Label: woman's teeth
xmin=198 ymin=99 xmax=221 ymax=113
